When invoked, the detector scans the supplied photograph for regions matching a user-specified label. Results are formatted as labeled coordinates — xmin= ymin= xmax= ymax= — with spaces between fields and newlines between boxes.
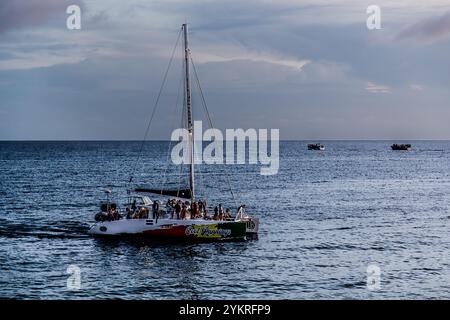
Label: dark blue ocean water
xmin=1 ymin=141 xmax=450 ymax=299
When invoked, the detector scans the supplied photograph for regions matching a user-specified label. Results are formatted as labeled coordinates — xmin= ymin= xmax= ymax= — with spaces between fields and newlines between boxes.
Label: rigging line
xmin=190 ymin=56 xmax=213 ymax=129
xmin=190 ymin=55 xmax=239 ymax=208
xmin=128 ymin=27 xmax=183 ymax=185
xmin=191 ymin=67 xmax=207 ymax=203
xmin=160 ymin=61 xmax=185 ymax=192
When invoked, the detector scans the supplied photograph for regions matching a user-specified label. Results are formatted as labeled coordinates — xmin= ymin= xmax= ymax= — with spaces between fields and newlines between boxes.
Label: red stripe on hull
xmin=142 ymin=225 xmax=187 ymax=237
xmin=141 ymin=222 xmax=246 ymax=241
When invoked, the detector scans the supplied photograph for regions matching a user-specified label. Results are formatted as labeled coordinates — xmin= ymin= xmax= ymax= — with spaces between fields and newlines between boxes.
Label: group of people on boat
xmin=166 ymin=199 xmax=205 ymax=220
xmin=95 ymin=203 xmax=121 ymax=222
xmin=96 ymin=198 xmax=238 ymax=222
xmin=165 ymin=199 xmax=233 ymax=221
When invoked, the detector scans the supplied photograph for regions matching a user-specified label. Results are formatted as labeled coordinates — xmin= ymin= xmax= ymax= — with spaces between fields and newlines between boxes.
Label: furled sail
xmin=134 ymin=188 xmax=192 ymax=199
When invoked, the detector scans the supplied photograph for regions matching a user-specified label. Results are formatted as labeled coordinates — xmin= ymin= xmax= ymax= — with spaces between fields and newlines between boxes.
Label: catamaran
xmin=88 ymin=24 xmax=259 ymax=241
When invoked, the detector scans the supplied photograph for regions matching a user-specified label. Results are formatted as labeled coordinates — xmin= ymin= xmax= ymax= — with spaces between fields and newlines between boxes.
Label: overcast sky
xmin=1 ymin=0 xmax=450 ymax=140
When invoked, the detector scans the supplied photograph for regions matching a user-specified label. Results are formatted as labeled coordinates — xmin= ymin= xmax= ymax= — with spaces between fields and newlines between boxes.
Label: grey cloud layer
xmin=0 ymin=0 xmax=80 ymax=33
xmin=1 ymin=0 xmax=450 ymax=139
xmin=397 ymin=10 xmax=450 ymax=42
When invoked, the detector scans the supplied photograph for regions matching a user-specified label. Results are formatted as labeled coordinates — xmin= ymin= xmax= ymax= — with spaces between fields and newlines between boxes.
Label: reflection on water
xmin=89 ymin=237 xmax=252 ymax=299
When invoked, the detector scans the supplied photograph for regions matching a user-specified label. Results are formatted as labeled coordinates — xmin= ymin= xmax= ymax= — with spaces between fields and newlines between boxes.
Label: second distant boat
xmin=308 ymin=143 xmax=325 ymax=151
xmin=391 ymin=144 xmax=412 ymax=151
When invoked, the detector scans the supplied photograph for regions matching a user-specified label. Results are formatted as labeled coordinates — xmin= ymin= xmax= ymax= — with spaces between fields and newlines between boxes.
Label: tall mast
xmin=183 ymin=23 xmax=195 ymax=203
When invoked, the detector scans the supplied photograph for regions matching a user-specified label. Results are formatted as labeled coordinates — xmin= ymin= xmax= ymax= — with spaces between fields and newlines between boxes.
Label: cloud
xmin=0 ymin=29 xmax=101 ymax=70
xmin=2 ymin=0 xmax=450 ymax=139
xmin=366 ymin=82 xmax=392 ymax=94
xmin=396 ymin=10 xmax=450 ymax=43
xmin=0 ymin=51 xmax=85 ymax=71
xmin=194 ymin=49 xmax=310 ymax=71
xmin=409 ymin=84 xmax=424 ymax=91
xmin=0 ymin=0 xmax=80 ymax=33
xmin=141 ymin=0 xmax=450 ymax=30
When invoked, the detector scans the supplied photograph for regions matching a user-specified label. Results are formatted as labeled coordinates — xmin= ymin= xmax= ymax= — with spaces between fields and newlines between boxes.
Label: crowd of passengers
xmin=105 ymin=199 xmax=238 ymax=221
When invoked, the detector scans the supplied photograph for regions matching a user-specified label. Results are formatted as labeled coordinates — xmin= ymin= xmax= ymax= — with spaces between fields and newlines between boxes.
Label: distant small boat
xmin=308 ymin=143 xmax=325 ymax=151
xmin=391 ymin=144 xmax=411 ymax=151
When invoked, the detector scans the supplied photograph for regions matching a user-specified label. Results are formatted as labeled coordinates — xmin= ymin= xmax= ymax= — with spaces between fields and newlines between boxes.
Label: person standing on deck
xmin=152 ymin=200 xmax=159 ymax=219
xmin=125 ymin=207 xmax=132 ymax=219
xmin=224 ymin=208 xmax=231 ymax=220
xmin=181 ymin=203 xmax=187 ymax=220
xmin=198 ymin=200 xmax=204 ymax=217
xmin=213 ymin=206 xmax=219 ymax=220
xmin=202 ymin=200 xmax=208 ymax=218
xmin=192 ymin=201 xmax=199 ymax=219
xmin=218 ymin=204 xmax=224 ymax=220
xmin=175 ymin=200 xmax=181 ymax=219
xmin=166 ymin=199 xmax=174 ymax=218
